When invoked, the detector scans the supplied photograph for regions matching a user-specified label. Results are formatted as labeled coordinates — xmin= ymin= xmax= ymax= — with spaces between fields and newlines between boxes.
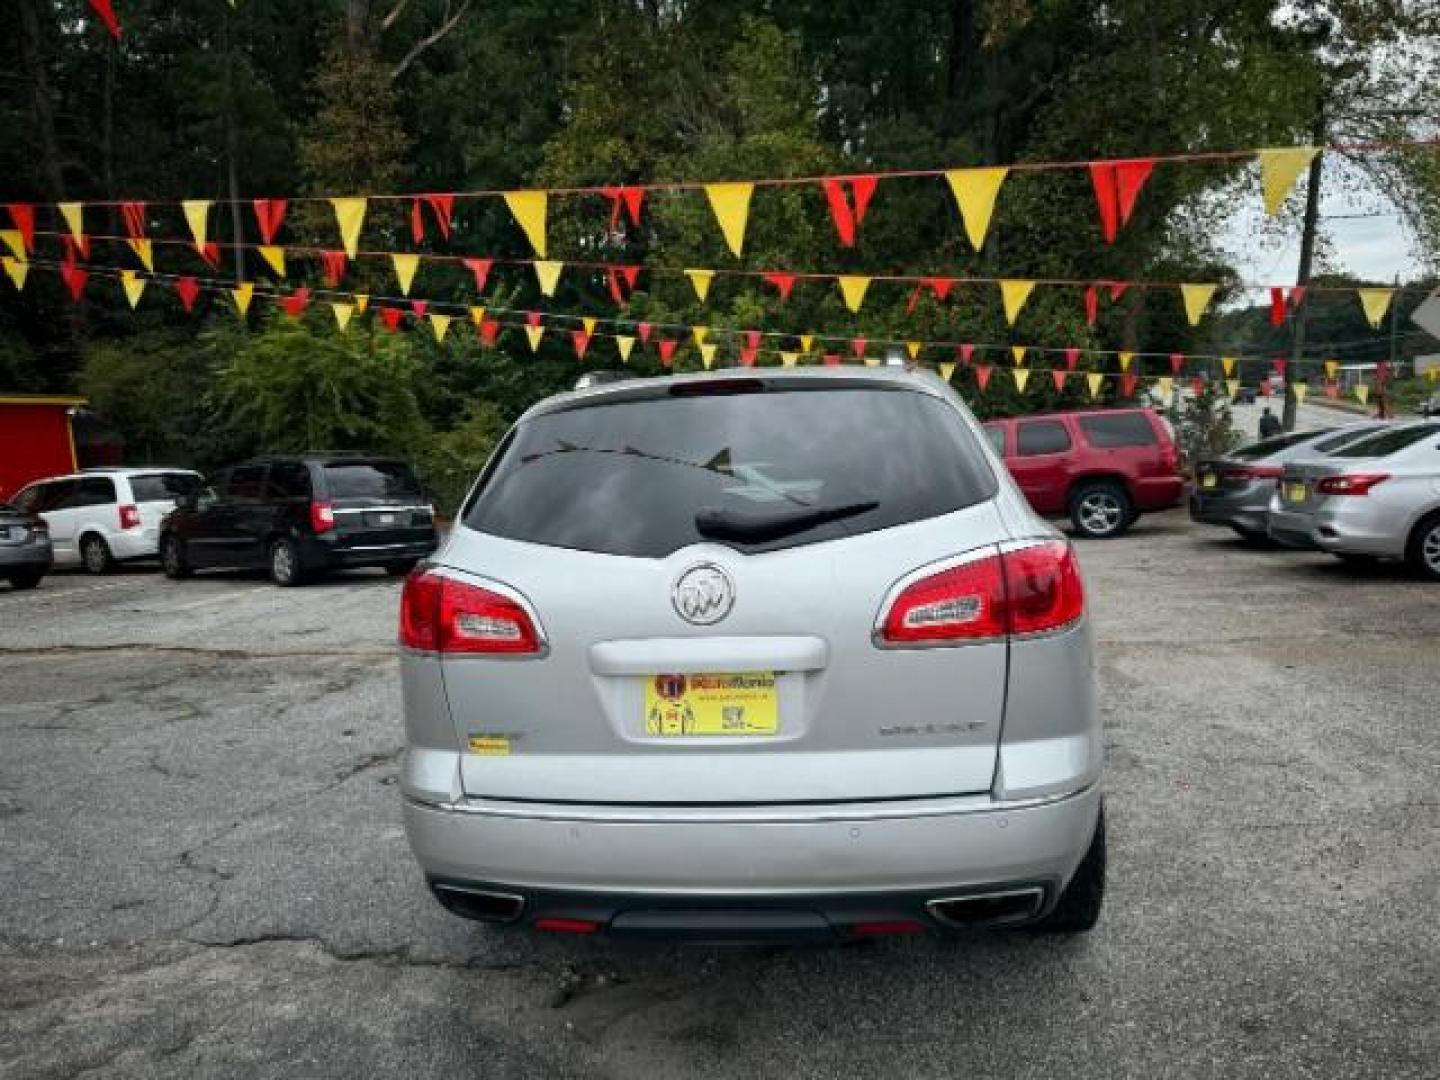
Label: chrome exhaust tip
xmin=430 ymin=883 xmax=525 ymax=924
xmin=926 ymin=887 xmax=1046 ymax=928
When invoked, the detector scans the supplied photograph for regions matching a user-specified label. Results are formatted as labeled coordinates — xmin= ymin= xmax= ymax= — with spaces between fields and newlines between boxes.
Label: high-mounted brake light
xmin=399 ymin=570 xmax=543 ymax=655
xmin=879 ymin=540 xmax=1084 ymax=646
xmin=118 ymin=504 xmax=141 ymax=530
xmin=1316 ymin=473 xmax=1389 ymax=496
xmin=310 ymin=501 xmax=336 ymax=534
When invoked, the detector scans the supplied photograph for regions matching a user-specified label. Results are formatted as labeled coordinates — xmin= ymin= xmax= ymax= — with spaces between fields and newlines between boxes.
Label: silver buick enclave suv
xmin=399 ymin=367 xmax=1104 ymax=943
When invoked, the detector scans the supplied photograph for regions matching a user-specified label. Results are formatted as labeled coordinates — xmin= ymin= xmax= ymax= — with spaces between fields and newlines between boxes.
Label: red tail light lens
xmin=533 ymin=917 xmax=600 ymax=934
xmin=399 ymin=570 xmax=542 ymax=655
xmin=1316 ymin=473 xmax=1389 ymax=496
xmin=880 ymin=540 xmax=1084 ymax=646
xmin=118 ymin=504 xmax=141 ymax=530
xmin=310 ymin=501 xmax=336 ymax=534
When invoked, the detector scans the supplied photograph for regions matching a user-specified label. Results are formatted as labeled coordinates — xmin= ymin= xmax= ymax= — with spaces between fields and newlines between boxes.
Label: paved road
xmin=2 ymin=526 xmax=1437 ymax=1079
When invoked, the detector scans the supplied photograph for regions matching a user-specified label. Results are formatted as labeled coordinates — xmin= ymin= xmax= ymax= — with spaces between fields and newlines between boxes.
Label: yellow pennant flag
xmin=1324 ymin=359 xmax=1339 ymax=380
xmin=127 ymin=238 xmax=154 ymax=272
xmin=837 ymin=275 xmax=871 ymax=313
xmin=2 ymin=256 xmax=28 ymax=290
xmin=1011 ymin=346 xmax=1028 ymax=367
xmin=692 ymin=325 xmax=709 ymax=346
xmin=120 ymin=270 xmax=145 ymax=309
xmin=0 ymin=230 xmax=24 ymax=261
xmin=1354 ymin=383 xmax=1370 ymax=405
xmin=1180 ymin=284 xmax=1217 ymax=326
xmin=503 ymin=190 xmax=547 ymax=257
xmin=1086 ymin=373 xmax=1105 ymax=399
xmin=181 ymin=200 xmax=211 ymax=249
xmin=939 ymin=361 xmax=957 ymax=383
xmin=1118 ymin=351 xmax=1133 ymax=372
xmin=331 ymin=302 xmax=354 ymax=331
xmin=615 ymin=335 xmax=635 ymax=363
xmin=1226 ymin=378 xmax=1240 ymax=399
xmin=58 ymin=202 xmax=85 ymax=244
xmin=582 ymin=316 xmax=597 ymax=335
xmin=685 ymin=269 xmax=714 ymax=302
xmin=699 ymin=342 xmax=718 ymax=369
xmin=780 ymin=351 xmax=799 ymax=368
xmin=999 ymin=280 xmax=1035 ymax=325
xmin=1156 ymin=376 xmax=1174 ymax=401
xmin=1293 ymin=381 xmax=1308 ymax=403
xmin=944 ymin=167 xmax=1008 ymax=251
xmin=1356 ymin=288 xmax=1394 ymax=329
xmin=430 ymin=314 xmax=452 ymax=342
xmin=525 ymin=325 xmax=544 ymax=353
xmin=800 ymin=334 xmax=814 ymax=353
xmin=533 ymin=260 xmax=563 ymax=297
xmin=1013 ymin=368 xmax=1031 ymax=393
xmin=906 ymin=341 xmax=922 ymax=360
xmin=704 ymin=182 xmax=753 ymax=257
xmin=1222 ymin=356 xmax=1237 ymax=378
xmin=258 ymin=245 xmax=286 ymax=277
xmin=392 ymin=253 xmax=420 ymax=295
xmin=470 ymin=306 xmax=486 ymax=329
xmin=232 ymin=282 xmax=254 ymax=316
xmin=1258 ymin=147 xmax=1318 ymax=215
xmin=1427 ymin=366 xmax=1440 ymax=383
xmin=330 ymin=198 xmax=367 ymax=258
xmin=353 ymin=294 xmax=369 ymax=314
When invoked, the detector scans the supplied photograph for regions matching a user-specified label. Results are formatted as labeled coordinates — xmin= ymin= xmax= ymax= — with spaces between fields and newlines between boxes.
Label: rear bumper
xmin=0 ymin=542 xmax=52 ymax=570
xmin=109 ymin=530 xmax=161 ymax=560
xmin=1134 ymin=475 xmax=1185 ymax=512
xmin=1189 ymin=489 xmax=1270 ymax=532
xmin=298 ymin=534 xmax=437 ymax=569
xmin=403 ymin=783 xmax=1101 ymax=935
xmin=1267 ymin=505 xmax=1404 ymax=557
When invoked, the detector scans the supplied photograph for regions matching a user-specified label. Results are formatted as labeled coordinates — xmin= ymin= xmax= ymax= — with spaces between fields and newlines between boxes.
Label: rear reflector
xmin=879 ymin=540 xmax=1084 ymax=646
xmin=399 ymin=570 xmax=543 ymax=655
xmin=534 ymin=917 xmax=600 ymax=934
xmin=848 ymin=920 xmax=928 ymax=938
xmin=1316 ymin=473 xmax=1389 ymax=496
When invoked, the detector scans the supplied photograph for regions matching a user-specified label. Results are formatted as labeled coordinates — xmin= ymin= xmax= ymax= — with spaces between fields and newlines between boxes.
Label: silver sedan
xmin=1268 ymin=421 xmax=1440 ymax=580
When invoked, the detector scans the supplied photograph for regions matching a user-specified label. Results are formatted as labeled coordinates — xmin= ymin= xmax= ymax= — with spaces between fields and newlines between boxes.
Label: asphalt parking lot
xmin=2 ymin=513 xmax=1436 ymax=1079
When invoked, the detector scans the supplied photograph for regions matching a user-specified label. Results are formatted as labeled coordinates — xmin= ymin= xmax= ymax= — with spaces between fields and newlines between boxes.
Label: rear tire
xmin=269 ymin=538 xmax=305 ymax=587
xmin=7 ymin=569 xmax=44 ymax=590
xmin=1029 ymin=806 xmax=1105 ymax=934
xmin=80 ymin=534 xmax=114 ymax=575
xmin=1406 ymin=513 xmax=1440 ymax=582
xmin=160 ymin=535 xmax=191 ymax=579
xmin=1068 ymin=483 xmax=1133 ymax=539
xmin=385 ymin=559 xmax=419 ymax=577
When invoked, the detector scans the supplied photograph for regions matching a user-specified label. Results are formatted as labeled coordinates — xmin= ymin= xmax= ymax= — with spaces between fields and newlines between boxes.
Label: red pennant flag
xmin=196 ymin=242 xmax=220 ymax=269
xmin=1260 ymin=380 xmax=1272 ymax=397
xmin=87 ymin=0 xmax=121 ymax=39
xmin=252 ymin=199 xmax=287 ymax=245
xmin=280 ymin=288 xmax=311 ymax=318
xmin=463 ymin=257 xmax=493 ymax=293
xmin=1089 ymin=159 xmax=1154 ymax=242
xmin=410 ymin=199 xmax=425 ymax=245
xmin=602 ymin=186 xmax=644 ymax=230
xmin=63 ymin=233 xmax=91 ymax=263
xmin=6 ymin=204 xmax=34 ymax=253
xmin=974 ymin=364 xmax=993 ymax=391
xmin=1191 ymin=376 xmax=1205 ymax=396
xmin=1170 ymin=352 xmax=1184 ymax=376
xmin=904 ymin=284 xmax=925 ymax=317
xmin=1121 ymin=373 xmax=1138 ymax=398
xmin=1065 ymin=346 xmax=1081 ymax=371
xmin=764 ymin=273 xmax=797 ymax=302
xmin=1108 ymin=282 xmax=1130 ymax=303
xmin=1288 ymin=286 xmax=1306 ymax=312
xmin=426 ymin=194 xmax=454 ymax=238
xmin=821 ymin=175 xmax=878 ymax=247
xmin=638 ymin=322 xmax=653 ymax=345
xmin=319 ymin=250 xmax=348 ymax=285
xmin=525 ymin=310 xmax=543 ymax=328
xmin=378 ymin=307 xmax=403 ymax=332
xmin=745 ymin=330 xmax=762 ymax=352
xmin=572 ymin=331 xmax=591 ymax=360
xmin=411 ymin=300 xmax=429 ymax=319
xmin=174 ymin=276 xmax=200 ymax=313
xmin=1052 ymin=370 xmax=1068 ymax=393
xmin=480 ymin=319 xmax=500 ymax=346
xmin=929 ymin=277 xmax=955 ymax=302
xmin=1084 ymin=285 xmax=1099 ymax=326
xmin=60 ymin=264 xmax=88 ymax=302
xmin=850 ymin=337 xmax=867 ymax=359
xmin=823 ymin=354 xmax=841 ymax=367
xmin=606 ymin=265 xmax=641 ymax=306
xmin=1274 ymin=358 xmax=1288 ymax=379
xmin=1324 ymin=380 xmax=1339 ymax=399
xmin=960 ymin=344 xmax=975 ymax=365
xmin=1270 ymin=287 xmax=1286 ymax=326
xmin=658 ymin=339 xmax=678 ymax=367
xmin=120 ymin=201 xmax=146 ymax=240
xmin=739 ymin=347 xmax=758 ymax=367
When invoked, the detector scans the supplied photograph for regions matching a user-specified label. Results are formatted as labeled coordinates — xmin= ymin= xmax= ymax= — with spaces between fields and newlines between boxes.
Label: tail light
xmin=118 ymin=504 xmax=141 ymax=530
xmin=1160 ymin=439 xmax=1180 ymax=473
xmin=1222 ymin=465 xmax=1283 ymax=481
xmin=310 ymin=501 xmax=335 ymax=533
xmin=878 ymin=540 xmax=1084 ymax=646
xmin=399 ymin=570 xmax=543 ymax=655
xmin=1316 ymin=473 xmax=1389 ymax=496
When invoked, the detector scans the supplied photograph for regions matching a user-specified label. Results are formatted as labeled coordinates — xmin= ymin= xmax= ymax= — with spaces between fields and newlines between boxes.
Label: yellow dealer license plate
xmin=645 ymin=672 xmax=778 ymax=737
xmin=1200 ymin=472 xmax=1219 ymax=489
xmin=1285 ymin=481 xmax=1307 ymax=503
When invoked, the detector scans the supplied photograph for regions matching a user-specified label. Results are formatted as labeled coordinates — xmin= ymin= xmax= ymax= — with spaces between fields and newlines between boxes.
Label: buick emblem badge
xmin=672 ymin=563 xmax=735 ymax=625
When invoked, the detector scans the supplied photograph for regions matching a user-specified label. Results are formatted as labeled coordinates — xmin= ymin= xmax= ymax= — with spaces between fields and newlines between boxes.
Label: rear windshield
xmin=1231 ymin=430 xmax=1329 ymax=460
xmin=129 ymin=473 xmax=202 ymax=502
xmin=1077 ymin=413 xmax=1157 ymax=448
xmin=463 ymin=387 xmax=998 ymax=557
xmin=1311 ymin=427 xmax=1381 ymax=454
xmin=1329 ymin=423 xmax=1440 ymax=459
xmin=322 ymin=462 xmax=422 ymax=500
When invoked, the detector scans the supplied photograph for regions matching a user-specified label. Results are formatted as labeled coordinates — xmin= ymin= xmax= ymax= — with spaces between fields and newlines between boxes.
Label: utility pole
xmin=1284 ymin=108 xmax=1326 ymax=431
xmin=1378 ymin=272 xmax=1400 ymax=419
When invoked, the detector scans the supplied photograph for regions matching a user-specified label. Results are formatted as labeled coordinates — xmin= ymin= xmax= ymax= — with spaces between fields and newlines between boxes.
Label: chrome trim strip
xmin=332 ymin=505 xmax=432 ymax=515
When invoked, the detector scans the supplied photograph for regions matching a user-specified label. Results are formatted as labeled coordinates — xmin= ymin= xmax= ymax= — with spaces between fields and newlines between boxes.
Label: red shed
xmin=0 ymin=395 xmax=86 ymax=500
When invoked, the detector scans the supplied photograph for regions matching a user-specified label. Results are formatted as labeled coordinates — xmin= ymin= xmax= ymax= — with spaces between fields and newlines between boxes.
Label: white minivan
xmin=10 ymin=468 xmax=203 ymax=573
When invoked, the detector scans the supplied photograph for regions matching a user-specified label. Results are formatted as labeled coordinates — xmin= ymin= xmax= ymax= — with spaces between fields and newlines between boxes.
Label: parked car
xmin=160 ymin=454 xmax=438 ymax=586
xmin=1190 ymin=423 xmax=1388 ymax=541
xmin=1267 ymin=421 xmax=1440 ymax=580
xmin=8 ymin=467 xmax=203 ymax=573
xmin=982 ymin=408 xmax=1185 ymax=538
xmin=399 ymin=367 xmax=1104 ymax=942
xmin=1419 ymin=391 xmax=1440 ymax=418
xmin=0 ymin=501 xmax=53 ymax=589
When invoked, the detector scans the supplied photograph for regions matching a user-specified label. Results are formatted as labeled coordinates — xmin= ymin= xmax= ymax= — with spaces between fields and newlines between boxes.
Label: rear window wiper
xmin=694 ymin=500 xmax=879 ymax=543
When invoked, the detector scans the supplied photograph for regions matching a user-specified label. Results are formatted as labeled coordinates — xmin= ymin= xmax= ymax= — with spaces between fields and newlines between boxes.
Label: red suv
xmin=983 ymin=408 xmax=1185 ymax=538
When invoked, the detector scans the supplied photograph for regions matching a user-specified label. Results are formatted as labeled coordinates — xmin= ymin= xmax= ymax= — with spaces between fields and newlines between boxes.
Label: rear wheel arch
xmin=1405 ymin=508 xmax=1440 ymax=581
